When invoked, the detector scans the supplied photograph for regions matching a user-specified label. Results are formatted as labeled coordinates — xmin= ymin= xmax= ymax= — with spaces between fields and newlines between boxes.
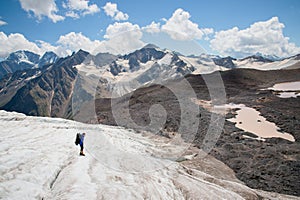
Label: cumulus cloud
xmin=56 ymin=32 xmax=102 ymax=55
xmin=98 ymin=22 xmax=144 ymax=54
xmin=36 ymin=40 xmax=59 ymax=53
xmin=104 ymin=22 xmax=140 ymax=39
xmin=57 ymin=25 xmax=144 ymax=55
xmin=0 ymin=26 xmax=145 ymax=59
xmin=0 ymin=32 xmax=42 ymax=58
xmin=0 ymin=32 xmax=71 ymax=58
xmin=102 ymin=2 xmax=129 ymax=21
xmin=161 ymin=8 xmax=213 ymax=41
xmin=63 ymin=0 xmax=100 ymax=18
xmin=142 ymin=21 xmax=161 ymax=33
xmin=0 ymin=32 xmax=94 ymax=58
xmin=210 ymin=17 xmax=300 ymax=58
xmin=19 ymin=0 xmax=64 ymax=23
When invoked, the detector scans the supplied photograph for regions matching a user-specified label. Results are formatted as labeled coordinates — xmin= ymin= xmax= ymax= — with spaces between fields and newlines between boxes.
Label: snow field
xmin=1 ymin=110 xmax=297 ymax=199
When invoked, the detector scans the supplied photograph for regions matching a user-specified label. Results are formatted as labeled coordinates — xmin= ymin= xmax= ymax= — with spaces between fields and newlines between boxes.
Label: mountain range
xmin=0 ymin=45 xmax=299 ymax=119
xmin=1 ymin=45 xmax=300 ymax=80
xmin=0 ymin=50 xmax=59 ymax=79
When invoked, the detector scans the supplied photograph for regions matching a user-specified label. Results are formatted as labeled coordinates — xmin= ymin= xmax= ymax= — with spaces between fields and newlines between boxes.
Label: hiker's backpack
xmin=75 ymin=133 xmax=80 ymax=145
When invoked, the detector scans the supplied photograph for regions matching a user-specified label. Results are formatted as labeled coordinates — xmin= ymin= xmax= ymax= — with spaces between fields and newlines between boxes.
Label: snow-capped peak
xmin=254 ymin=52 xmax=282 ymax=61
xmin=157 ymin=52 xmax=173 ymax=65
xmin=6 ymin=50 xmax=40 ymax=65
xmin=38 ymin=51 xmax=59 ymax=67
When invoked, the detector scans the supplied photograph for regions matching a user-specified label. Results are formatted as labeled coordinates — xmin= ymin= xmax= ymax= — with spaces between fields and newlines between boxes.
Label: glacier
xmin=0 ymin=110 xmax=298 ymax=200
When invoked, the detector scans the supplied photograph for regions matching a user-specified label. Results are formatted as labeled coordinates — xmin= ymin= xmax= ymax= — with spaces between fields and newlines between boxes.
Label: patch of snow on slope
xmin=74 ymin=61 xmax=103 ymax=76
xmin=158 ymin=53 xmax=173 ymax=66
xmin=180 ymin=56 xmax=228 ymax=74
xmin=24 ymin=71 xmax=42 ymax=81
xmin=234 ymin=57 xmax=299 ymax=70
xmin=13 ymin=51 xmax=34 ymax=65
xmin=116 ymin=60 xmax=155 ymax=81
xmin=116 ymin=59 xmax=130 ymax=71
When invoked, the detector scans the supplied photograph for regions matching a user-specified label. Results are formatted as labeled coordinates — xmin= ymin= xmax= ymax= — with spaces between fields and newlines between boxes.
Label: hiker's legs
xmin=80 ymin=144 xmax=84 ymax=153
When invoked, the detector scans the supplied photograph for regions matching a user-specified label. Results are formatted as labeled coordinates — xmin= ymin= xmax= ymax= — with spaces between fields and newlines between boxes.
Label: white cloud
xmin=46 ymin=23 xmax=144 ymax=56
xmin=0 ymin=27 xmax=145 ymax=59
xmin=19 ymin=0 xmax=64 ymax=23
xmin=102 ymin=2 xmax=116 ymax=17
xmin=0 ymin=32 xmax=70 ymax=58
xmin=210 ymin=17 xmax=300 ymax=58
xmin=56 ymin=32 xmax=102 ymax=54
xmin=57 ymin=25 xmax=144 ymax=55
xmin=65 ymin=11 xmax=80 ymax=19
xmin=104 ymin=22 xmax=140 ymax=39
xmin=64 ymin=0 xmax=100 ymax=18
xmin=202 ymin=28 xmax=214 ymax=35
xmin=83 ymin=4 xmax=100 ymax=15
xmin=102 ymin=2 xmax=129 ymax=21
xmin=0 ymin=32 xmax=41 ymax=58
xmin=142 ymin=21 xmax=161 ymax=33
xmin=36 ymin=40 xmax=59 ymax=53
xmin=0 ymin=32 xmax=71 ymax=58
xmin=99 ymin=22 xmax=144 ymax=54
xmin=114 ymin=12 xmax=129 ymax=21
xmin=161 ymin=8 xmax=213 ymax=41
xmin=0 ymin=18 xmax=7 ymax=26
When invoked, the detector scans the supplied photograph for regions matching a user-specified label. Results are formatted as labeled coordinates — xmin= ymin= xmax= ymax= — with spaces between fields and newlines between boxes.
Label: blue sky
xmin=0 ymin=0 xmax=299 ymax=58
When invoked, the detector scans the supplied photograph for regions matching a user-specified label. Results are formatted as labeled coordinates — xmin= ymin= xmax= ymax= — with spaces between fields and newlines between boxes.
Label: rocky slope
xmin=0 ymin=50 xmax=87 ymax=117
xmin=94 ymin=68 xmax=300 ymax=196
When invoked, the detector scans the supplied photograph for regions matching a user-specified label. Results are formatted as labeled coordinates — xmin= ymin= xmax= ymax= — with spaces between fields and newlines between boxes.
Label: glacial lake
xmin=227 ymin=105 xmax=295 ymax=142
xmin=268 ymin=81 xmax=300 ymax=98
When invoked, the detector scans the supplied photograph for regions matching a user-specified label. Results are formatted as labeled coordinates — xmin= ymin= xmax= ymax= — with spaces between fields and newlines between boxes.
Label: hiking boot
xmin=80 ymin=152 xmax=85 ymax=156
